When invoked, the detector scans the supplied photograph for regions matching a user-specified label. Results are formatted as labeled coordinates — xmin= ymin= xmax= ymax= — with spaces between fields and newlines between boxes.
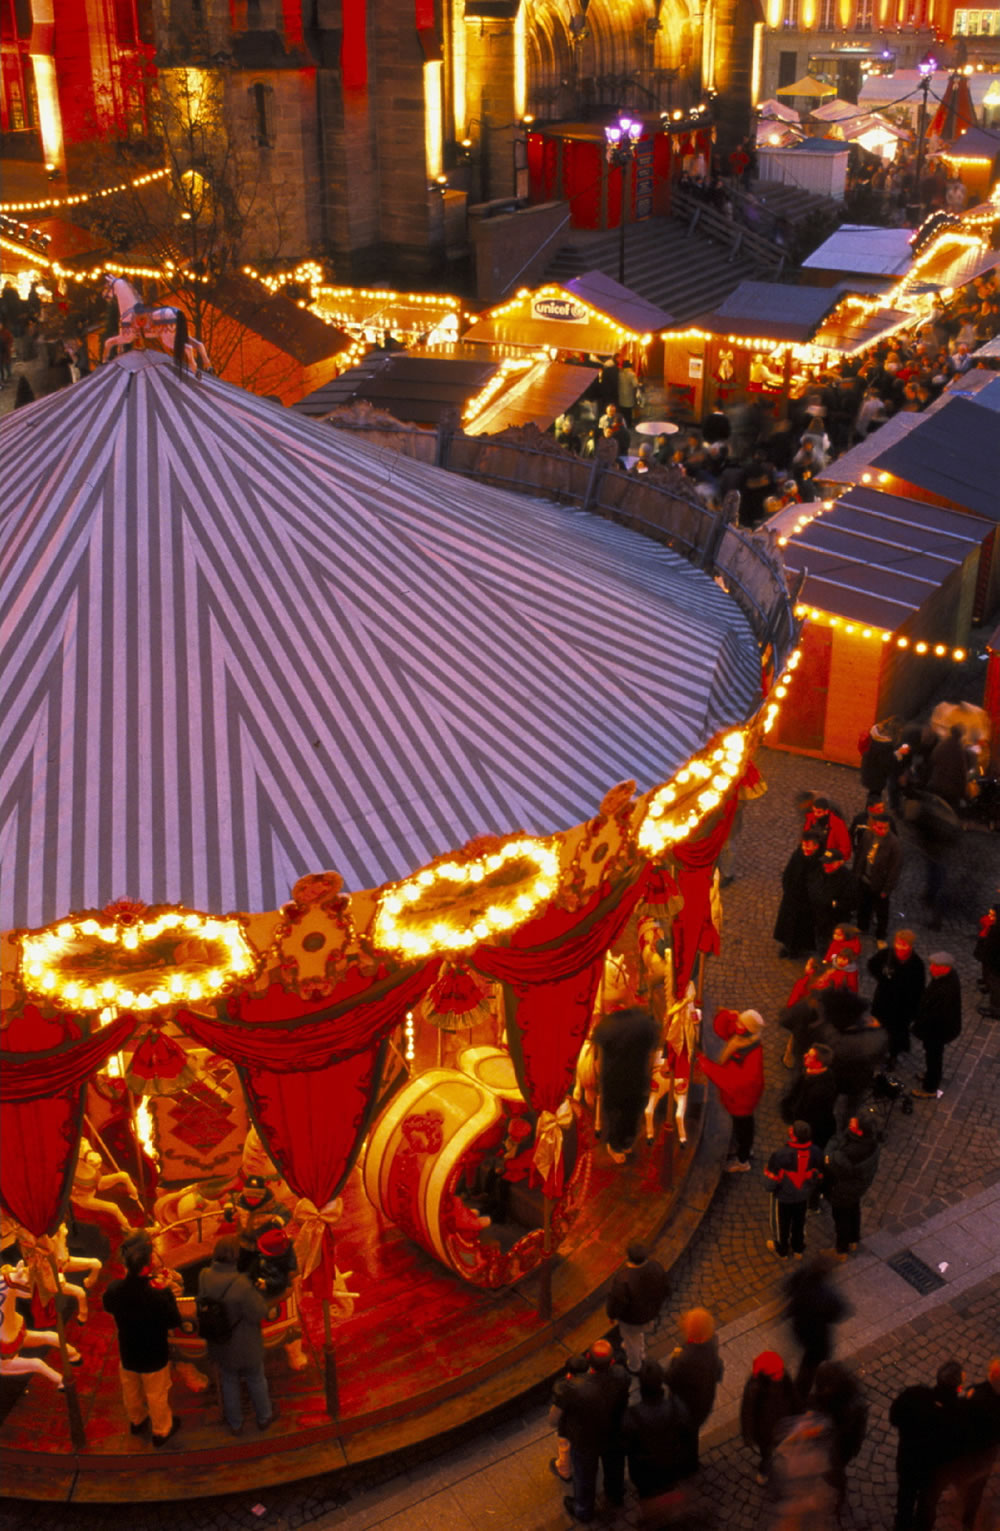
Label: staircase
xmin=748 ymin=179 xmax=842 ymax=229
xmin=543 ymin=214 xmax=779 ymax=324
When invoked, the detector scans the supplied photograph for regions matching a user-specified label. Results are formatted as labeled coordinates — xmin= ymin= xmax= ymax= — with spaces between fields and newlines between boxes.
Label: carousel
xmin=0 ymin=344 xmax=799 ymax=1501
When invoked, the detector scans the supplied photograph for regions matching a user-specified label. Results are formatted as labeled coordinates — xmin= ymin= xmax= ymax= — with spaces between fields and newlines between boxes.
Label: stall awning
xmin=293 ymin=353 xmax=497 ymax=425
xmin=693 ymin=280 xmax=841 ymax=343
xmin=896 ymin=237 xmax=1000 ymax=298
xmin=778 ymin=485 xmax=983 ymax=628
xmin=802 ymin=225 xmax=913 ymax=277
xmin=870 ymin=395 xmax=1000 ymax=521
xmin=465 ymin=359 xmax=599 ymax=434
xmin=810 ymin=302 xmax=912 ymax=355
xmin=563 ymin=271 xmax=674 ymax=335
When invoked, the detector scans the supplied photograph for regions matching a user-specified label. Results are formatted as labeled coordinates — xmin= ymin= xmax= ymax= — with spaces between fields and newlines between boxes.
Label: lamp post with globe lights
xmin=914 ymin=56 xmax=938 ymax=223
xmin=604 ymin=114 xmax=643 ymax=286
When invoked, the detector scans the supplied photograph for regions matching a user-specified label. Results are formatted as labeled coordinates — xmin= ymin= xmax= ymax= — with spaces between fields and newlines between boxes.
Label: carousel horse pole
xmin=42 ymin=1252 xmax=88 ymax=1448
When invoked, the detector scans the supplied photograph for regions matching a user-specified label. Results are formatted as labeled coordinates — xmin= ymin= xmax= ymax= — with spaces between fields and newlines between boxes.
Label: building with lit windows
xmin=2 ymin=0 xmax=763 ymax=281
xmin=752 ymin=0 xmax=941 ymax=112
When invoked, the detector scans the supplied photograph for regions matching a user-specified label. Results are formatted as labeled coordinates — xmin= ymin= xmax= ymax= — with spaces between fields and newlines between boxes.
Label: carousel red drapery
xmin=672 ymin=766 xmax=760 ymax=986
xmin=477 ymin=871 xmax=651 ymax=1116
xmin=0 ymin=774 xmax=750 ymax=1236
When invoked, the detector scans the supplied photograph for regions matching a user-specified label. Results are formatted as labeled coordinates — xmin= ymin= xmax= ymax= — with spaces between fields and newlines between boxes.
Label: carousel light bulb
xmin=80 ymin=920 xmax=100 ymax=935
xmin=122 ymin=928 xmax=139 ymax=949
xmin=472 ymin=922 xmax=489 ymax=940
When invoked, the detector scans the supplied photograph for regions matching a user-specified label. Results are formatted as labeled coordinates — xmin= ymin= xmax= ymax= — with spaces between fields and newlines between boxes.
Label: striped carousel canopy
xmin=1 ymin=351 xmax=759 ymax=930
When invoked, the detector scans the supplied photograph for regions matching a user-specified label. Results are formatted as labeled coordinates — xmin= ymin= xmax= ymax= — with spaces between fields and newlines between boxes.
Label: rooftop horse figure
xmin=102 ymin=273 xmax=211 ymax=376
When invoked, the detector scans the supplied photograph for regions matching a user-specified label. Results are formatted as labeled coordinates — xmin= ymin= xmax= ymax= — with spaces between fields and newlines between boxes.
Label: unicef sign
xmin=530 ymin=296 xmax=587 ymax=323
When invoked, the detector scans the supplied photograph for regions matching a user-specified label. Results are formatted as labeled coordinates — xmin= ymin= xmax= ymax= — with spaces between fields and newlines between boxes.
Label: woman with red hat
xmin=740 ymin=1350 xmax=800 ymax=1484
xmin=696 ymin=1009 xmax=765 ymax=1173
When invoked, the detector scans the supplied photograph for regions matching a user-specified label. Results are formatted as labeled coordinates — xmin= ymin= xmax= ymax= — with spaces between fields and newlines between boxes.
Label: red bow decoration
xmin=642 ymin=865 xmax=681 ymax=908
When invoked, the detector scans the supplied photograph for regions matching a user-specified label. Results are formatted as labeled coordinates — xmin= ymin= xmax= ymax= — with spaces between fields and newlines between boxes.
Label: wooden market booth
xmin=771 ymin=485 xmax=983 ymax=763
xmin=0 ymin=349 xmax=793 ymax=1502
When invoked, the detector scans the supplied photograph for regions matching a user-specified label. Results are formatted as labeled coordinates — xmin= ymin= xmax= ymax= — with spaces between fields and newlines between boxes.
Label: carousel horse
xmin=71 ymin=1136 xmax=140 ymax=1235
xmin=102 ymin=273 xmax=211 ymax=375
xmin=16 ymin=1223 xmax=101 ymax=1325
xmin=0 ymin=1261 xmax=80 ymax=1386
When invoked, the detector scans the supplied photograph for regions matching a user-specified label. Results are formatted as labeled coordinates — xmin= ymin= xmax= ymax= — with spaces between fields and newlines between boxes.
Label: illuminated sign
xmin=530 ymin=296 xmax=587 ymax=323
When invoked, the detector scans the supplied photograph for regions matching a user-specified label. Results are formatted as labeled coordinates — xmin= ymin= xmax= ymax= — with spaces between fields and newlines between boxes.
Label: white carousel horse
xmin=102 ymin=273 xmax=211 ymax=375
xmin=0 ymin=1261 xmax=80 ymax=1387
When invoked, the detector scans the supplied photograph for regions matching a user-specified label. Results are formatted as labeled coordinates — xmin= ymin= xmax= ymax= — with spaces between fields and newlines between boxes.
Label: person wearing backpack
xmin=102 ymin=1229 xmax=182 ymax=1446
xmin=198 ymin=1233 xmax=274 ymax=1434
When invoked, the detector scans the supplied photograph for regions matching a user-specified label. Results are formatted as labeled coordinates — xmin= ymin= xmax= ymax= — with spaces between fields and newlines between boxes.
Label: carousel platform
xmin=0 ymin=1085 xmax=723 ymax=1504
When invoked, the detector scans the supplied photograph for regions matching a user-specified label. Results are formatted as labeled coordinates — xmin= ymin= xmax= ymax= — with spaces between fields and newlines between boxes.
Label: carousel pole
xmin=44 ymin=1251 xmax=87 ymax=1450
xmin=124 ymin=1083 xmax=149 ymax=1214
xmin=659 ymin=1076 xmax=675 ymax=1192
xmin=536 ymin=1196 xmax=553 ymax=1321
xmin=322 ymin=1299 xmax=339 ymax=1418
xmin=83 ymin=1114 xmax=125 ymax=1177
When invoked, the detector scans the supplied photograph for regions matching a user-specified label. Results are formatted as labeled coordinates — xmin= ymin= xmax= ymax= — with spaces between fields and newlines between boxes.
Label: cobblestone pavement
xmin=2 ymin=745 xmax=998 ymax=1531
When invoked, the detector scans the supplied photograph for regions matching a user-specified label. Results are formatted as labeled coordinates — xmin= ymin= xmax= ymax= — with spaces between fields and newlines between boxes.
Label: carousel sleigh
xmin=363 ymin=1047 xmax=590 ymax=1289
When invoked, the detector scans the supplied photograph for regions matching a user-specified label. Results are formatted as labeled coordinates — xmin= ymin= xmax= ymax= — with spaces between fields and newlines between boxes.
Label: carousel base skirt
xmin=0 ymin=1091 xmax=718 ymax=1503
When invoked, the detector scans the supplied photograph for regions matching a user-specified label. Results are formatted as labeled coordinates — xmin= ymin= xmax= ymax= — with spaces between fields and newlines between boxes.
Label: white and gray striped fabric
xmin=1 ymin=351 xmax=759 ymax=930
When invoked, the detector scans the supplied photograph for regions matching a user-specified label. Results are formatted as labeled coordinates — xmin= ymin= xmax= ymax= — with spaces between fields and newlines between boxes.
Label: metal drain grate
xmin=887 ymin=1250 xmax=947 ymax=1295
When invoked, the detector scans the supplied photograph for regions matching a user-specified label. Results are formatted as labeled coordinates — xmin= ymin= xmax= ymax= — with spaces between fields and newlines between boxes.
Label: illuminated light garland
xmin=373 ymin=837 xmax=562 ymax=959
xmin=0 ymin=167 xmax=171 ymax=215
xmin=638 ymin=727 xmax=752 ymax=856
xmin=404 ymin=1009 xmax=416 ymax=1063
xmin=0 ymin=230 xmax=211 ymax=287
xmin=793 ymin=605 xmax=968 ymax=661
xmin=482 ymin=283 xmax=652 ymax=346
xmin=18 ymin=907 xmax=258 ymax=1012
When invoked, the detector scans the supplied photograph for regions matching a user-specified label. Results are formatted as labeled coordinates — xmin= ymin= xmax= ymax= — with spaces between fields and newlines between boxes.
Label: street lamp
xmin=913 ymin=55 xmax=938 ymax=224
xmin=604 ymin=114 xmax=643 ymax=286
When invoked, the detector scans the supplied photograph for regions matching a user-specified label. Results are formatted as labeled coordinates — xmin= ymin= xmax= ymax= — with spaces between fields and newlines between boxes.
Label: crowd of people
xmin=551 ymin=264 xmax=1000 ymax=530
xmin=550 ymin=1237 xmax=998 ymax=1528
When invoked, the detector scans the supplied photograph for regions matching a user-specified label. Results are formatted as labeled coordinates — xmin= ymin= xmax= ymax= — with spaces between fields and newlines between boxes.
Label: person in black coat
xmin=783 ymin=1253 xmax=850 ymax=1399
xmin=816 ymin=988 xmax=887 ymax=1123
xmin=774 ymin=830 xmax=823 ymax=958
xmin=591 ymin=1005 xmax=661 ymax=1161
xmin=739 ymin=1350 xmax=800 ymax=1484
xmin=911 ymin=953 xmax=962 ymax=1098
xmin=823 ymin=1116 xmax=880 ymax=1256
xmin=953 ymin=1358 xmax=1000 ymax=1530
xmin=605 ymin=1242 xmax=669 ymax=1375
xmin=102 ymin=1230 xmax=182 ymax=1446
xmin=555 ymin=1339 xmax=629 ymax=1522
xmin=868 ymin=930 xmax=926 ymax=1065
xmin=198 ymin=1233 xmax=273 ymax=1434
xmin=664 ymin=1307 xmax=723 ymax=1466
xmin=624 ymin=1358 xmax=697 ymax=1502
xmin=779 ymin=1043 xmax=838 ymax=1151
xmin=809 ymin=849 xmax=858 ymax=956
xmin=890 ymin=1360 xmax=969 ymax=1531
xmin=860 ymin=721 xmax=898 ymax=795
xmin=808 ymin=1360 xmax=868 ymax=1507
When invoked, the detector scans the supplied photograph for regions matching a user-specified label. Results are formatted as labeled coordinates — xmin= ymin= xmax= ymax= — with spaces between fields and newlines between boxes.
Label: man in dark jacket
xmin=868 ymin=930 xmax=926 ymax=1065
xmin=765 ymin=1121 xmax=824 ymax=1259
xmin=624 ymin=1358 xmax=697 ymax=1502
xmin=663 ymin=1307 xmax=723 ymax=1467
xmin=823 ymin=1116 xmax=880 ymax=1256
xmin=780 ymin=1044 xmax=838 ymax=1151
xmin=102 ymin=1229 xmax=182 ymax=1446
xmin=818 ymin=989 xmax=888 ymax=1124
xmin=198 ymin=1233 xmax=274 ymax=1434
xmin=953 ymin=1357 xmax=1000 ymax=1530
xmin=774 ymin=830 xmax=823 ymax=958
xmin=911 ymin=952 xmax=962 ymax=1098
xmin=555 ymin=1339 xmax=628 ymax=1522
xmin=783 ymin=1254 xmax=850 ymax=1399
xmin=809 ymin=849 xmax=857 ymax=955
xmin=890 ymin=1360 xmax=968 ymax=1531
xmin=740 ymin=1350 xmax=800 ymax=1483
xmin=605 ymin=1242 xmax=669 ymax=1375
xmin=591 ymin=1005 xmax=660 ymax=1162
xmin=854 ymin=813 xmax=903 ymax=943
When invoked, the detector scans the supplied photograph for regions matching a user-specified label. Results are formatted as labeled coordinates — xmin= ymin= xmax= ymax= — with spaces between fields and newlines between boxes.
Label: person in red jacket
xmin=697 ymin=1008 xmax=765 ymax=1174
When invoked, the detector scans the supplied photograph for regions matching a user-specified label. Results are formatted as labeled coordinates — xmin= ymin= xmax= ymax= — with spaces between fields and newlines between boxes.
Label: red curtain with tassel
xmin=671 ymin=765 xmax=760 ymax=985
xmin=0 ymin=1006 xmax=102 ymax=1236
xmin=476 ymin=872 xmax=650 ymax=1115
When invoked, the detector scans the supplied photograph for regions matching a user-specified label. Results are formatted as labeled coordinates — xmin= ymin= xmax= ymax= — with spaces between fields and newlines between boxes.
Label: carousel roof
xmin=0 ymin=351 xmax=760 ymax=930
